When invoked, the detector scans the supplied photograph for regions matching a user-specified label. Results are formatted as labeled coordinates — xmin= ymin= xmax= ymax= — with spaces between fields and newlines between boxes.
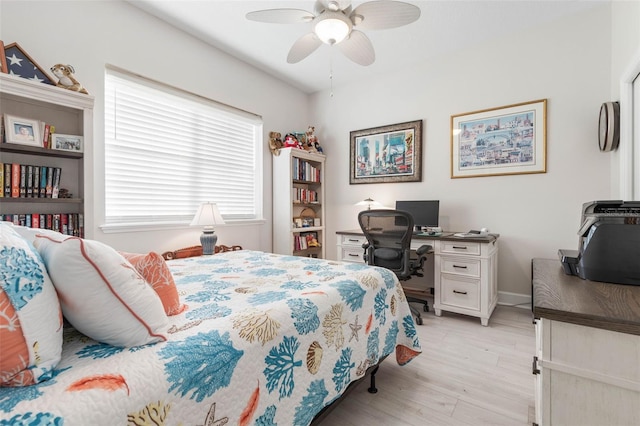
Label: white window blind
xmin=104 ymin=68 xmax=262 ymax=227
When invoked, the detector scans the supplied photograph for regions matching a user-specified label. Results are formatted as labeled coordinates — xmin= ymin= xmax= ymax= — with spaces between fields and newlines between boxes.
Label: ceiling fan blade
xmin=337 ymin=30 xmax=375 ymax=66
xmin=246 ymin=9 xmax=314 ymax=24
xmin=351 ymin=1 xmax=420 ymax=30
xmin=287 ymin=33 xmax=323 ymax=63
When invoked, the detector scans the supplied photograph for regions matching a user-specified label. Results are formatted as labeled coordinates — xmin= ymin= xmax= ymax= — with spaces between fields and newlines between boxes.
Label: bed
xmin=0 ymin=245 xmax=421 ymax=425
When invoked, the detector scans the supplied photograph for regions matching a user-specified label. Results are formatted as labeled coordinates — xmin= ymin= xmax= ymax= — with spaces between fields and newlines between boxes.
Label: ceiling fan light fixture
xmin=314 ymin=11 xmax=352 ymax=45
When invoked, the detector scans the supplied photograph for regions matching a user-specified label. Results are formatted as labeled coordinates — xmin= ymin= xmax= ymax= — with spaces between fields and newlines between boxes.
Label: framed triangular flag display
xmin=3 ymin=42 xmax=54 ymax=85
xmin=0 ymin=41 xmax=8 ymax=74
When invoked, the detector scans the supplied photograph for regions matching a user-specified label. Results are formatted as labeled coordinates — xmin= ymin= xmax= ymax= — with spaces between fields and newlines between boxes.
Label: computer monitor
xmin=395 ymin=200 xmax=440 ymax=231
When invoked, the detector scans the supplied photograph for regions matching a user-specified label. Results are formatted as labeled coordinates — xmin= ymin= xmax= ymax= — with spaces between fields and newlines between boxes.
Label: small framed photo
xmin=4 ymin=114 xmax=41 ymax=147
xmin=52 ymin=133 xmax=83 ymax=153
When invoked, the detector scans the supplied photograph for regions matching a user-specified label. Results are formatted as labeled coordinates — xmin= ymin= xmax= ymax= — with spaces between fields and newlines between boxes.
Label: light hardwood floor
xmin=320 ymin=303 xmax=536 ymax=425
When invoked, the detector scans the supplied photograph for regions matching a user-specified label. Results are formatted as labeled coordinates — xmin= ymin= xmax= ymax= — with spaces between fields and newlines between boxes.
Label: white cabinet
xmin=433 ymin=238 xmax=498 ymax=326
xmin=533 ymin=318 xmax=640 ymax=426
xmin=532 ymin=258 xmax=640 ymax=426
xmin=336 ymin=233 xmax=366 ymax=263
xmin=273 ymin=147 xmax=326 ymax=258
xmin=0 ymin=73 xmax=94 ymax=237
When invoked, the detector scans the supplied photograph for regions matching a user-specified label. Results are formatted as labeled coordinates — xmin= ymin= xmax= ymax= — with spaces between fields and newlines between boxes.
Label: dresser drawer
xmin=340 ymin=235 xmax=367 ymax=247
xmin=339 ymin=246 xmax=365 ymax=263
xmin=441 ymin=241 xmax=481 ymax=256
xmin=440 ymin=275 xmax=480 ymax=311
xmin=441 ymin=256 xmax=481 ymax=277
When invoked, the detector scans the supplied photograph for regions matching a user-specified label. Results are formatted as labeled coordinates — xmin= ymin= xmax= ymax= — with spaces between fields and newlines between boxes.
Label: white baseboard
xmin=497 ymin=291 xmax=532 ymax=309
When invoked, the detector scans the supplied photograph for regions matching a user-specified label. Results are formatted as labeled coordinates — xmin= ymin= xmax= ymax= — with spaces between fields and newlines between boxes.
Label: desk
xmin=336 ymin=230 xmax=499 ymax=326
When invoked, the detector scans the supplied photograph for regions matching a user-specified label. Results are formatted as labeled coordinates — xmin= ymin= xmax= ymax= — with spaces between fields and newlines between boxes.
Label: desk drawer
xmin=441 ymin=241 xmax=481 ymax=256
xmin=440 ymin=275 xmax=480 ymax=311
xmin=340 ymin=235 xmax=367 ymax=247
xmin=339 ymin=246 xmax=365 ymax=263
xmin=441 ymin=257 xmax=480 ymax=278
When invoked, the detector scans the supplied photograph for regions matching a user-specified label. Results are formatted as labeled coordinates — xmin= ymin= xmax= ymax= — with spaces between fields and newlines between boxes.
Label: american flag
xmin=4 ymin=43 xmax=54 ymax=85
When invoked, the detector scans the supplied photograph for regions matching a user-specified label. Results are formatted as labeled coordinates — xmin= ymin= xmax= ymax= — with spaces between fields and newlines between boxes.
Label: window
xmin=104 ymin=68 xmax=263 ymax=230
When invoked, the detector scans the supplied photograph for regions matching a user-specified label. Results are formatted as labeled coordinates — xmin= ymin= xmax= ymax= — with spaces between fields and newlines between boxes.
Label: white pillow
xmin=12 ymin=224 xmax=68 ymax=245
xmin=0 ymin=223 xmax=62 ymax=386
xmin=34 ymin=235 xmax=168 ymax=347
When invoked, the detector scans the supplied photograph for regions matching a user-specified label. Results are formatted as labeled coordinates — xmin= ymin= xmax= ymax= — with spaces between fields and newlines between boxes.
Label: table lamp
xmin=190 ymin=202 xmax=225 ymax=255
xmin=355 ymin=197 xmax=382 ymax=210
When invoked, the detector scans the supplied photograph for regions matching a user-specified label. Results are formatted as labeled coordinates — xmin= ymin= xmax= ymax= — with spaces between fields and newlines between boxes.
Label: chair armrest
xmin=415 ymin=244 xmax=432 ymax=256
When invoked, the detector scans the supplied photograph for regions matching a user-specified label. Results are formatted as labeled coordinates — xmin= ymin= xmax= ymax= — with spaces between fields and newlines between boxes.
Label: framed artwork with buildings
xmin=350 ymin=120 xmax=422 ymax=184
xmin=451 ymin=99 xmax=547 ymax=178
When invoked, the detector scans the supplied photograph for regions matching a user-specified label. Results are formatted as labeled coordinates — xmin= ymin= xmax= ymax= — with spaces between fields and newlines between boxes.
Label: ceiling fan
xmin=246 ymin=0 xmax=421 ymax=66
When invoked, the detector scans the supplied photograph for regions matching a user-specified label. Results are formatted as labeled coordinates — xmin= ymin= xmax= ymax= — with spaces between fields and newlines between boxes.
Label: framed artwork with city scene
xmin=451 ymin=99 xmax=547 ymax=178
xmin=350 ymin=120 xmax=422 ymax=184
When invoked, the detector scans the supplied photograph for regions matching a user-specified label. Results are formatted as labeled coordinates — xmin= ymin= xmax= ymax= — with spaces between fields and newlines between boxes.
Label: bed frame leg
xmin=367 ymin=365 xmax=379 ymax=393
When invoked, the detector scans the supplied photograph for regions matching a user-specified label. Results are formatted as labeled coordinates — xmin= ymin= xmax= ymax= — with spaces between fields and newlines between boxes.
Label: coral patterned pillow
xmin=34 ymin=235 xmax=168 ymax=347
xmin=120 ymin=251 xmax=187 ymax=316
xmin=0 ymin=223 xmax=63 ymax=386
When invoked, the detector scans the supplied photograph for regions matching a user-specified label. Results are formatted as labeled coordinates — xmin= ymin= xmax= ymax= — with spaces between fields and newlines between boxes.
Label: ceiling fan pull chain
xmin=329 ymin=47 xmax=334 ymax=98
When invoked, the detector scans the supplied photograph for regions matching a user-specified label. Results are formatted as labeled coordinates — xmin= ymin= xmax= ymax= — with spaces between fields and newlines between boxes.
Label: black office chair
xmin=358 ymin=209 xmax=431 ymax=325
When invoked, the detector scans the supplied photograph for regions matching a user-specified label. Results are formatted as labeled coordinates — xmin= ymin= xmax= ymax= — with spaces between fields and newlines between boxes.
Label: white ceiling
xmin=129 ymin=0 xmax=606 ymax=93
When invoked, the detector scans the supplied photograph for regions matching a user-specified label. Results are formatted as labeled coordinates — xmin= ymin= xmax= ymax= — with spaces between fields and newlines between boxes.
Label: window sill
xmin=100 ymin=218 xmax=266 ymax=234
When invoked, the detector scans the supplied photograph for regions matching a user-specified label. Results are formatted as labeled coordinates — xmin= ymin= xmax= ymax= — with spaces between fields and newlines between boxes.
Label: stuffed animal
xmin=50 ymin=64 xmax=89 ymax=94
xmin=306 ymin=126 xmax=323 ymax=153
xmin=268 ymin=131 xmax=283 ymax=156
xmin=283 ymin=133 xmax=302 ymax=149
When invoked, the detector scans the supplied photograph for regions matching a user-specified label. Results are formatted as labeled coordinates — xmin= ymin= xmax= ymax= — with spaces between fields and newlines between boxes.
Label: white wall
xmin=0 ymin=0 xmax=309 ymax=253
xmin=310 ymin=5 xmax=614 ymax=299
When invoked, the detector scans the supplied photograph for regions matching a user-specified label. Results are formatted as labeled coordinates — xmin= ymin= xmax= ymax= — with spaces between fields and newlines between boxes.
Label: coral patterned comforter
xmin=0 ymin=250 xmax=421 ymax=425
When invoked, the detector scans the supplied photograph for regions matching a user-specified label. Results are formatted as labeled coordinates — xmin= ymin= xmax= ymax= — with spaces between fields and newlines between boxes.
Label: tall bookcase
xmin=0 ymin=73 xmax=94 ymax=237
xmin=273 ymin=147 xmax=326 ymax=258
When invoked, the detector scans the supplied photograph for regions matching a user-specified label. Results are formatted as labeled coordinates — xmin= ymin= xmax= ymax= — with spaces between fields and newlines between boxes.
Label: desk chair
xmin=358 ymin=209 xmax=431 ymax=325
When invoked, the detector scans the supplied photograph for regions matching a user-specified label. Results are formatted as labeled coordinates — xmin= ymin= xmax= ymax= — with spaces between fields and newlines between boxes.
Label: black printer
xmin=558 ymin=200 xmax=640 ymax=286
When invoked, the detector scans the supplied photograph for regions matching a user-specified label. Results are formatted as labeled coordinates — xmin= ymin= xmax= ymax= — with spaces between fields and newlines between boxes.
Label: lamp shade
xmin=190 ymin=202 xmax=225 ymax=229
xmin=355 ymin=197 xmax=382 ymax=210
xmin=190 ymin=202 xmax=225 ymax=255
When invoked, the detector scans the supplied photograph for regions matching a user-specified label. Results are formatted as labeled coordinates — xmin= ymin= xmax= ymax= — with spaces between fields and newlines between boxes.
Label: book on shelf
xmin=39 ymin=166 xmax=47 ymax=197
xmin=40 ymin=122 xmax=51 ymax=149
xmin=19 ymin=165 xmax=26 ymax=198
xmin=11 ymin=163 xmax=19 ymax=198
xmin=3 ymin=164 xmax=10 ymax=198
xmin=0 ymin=164 xmax=3 ymax=198
xmin=46 ymin=166 xmax=53 ymax=198
xmin=26 ymin=165 xmax=33 ymax=198
xmin=32 ymin=166 xmax=40 ymax=198
xmin=51 ymin=167 xmax=61 ymax=199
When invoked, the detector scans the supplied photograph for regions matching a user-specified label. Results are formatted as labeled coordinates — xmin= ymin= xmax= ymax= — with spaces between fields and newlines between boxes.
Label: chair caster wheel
xmin=416 ymin=317 xmax=423 ymax=325
xmin=423 ymin=304 xmax=429 ymax=312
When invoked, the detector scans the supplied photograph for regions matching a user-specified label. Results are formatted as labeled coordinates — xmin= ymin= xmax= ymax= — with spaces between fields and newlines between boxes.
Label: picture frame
xmin=4 ymin=114 xmax=42 ymax=147
xmin=52 ymin=133 xmax=83 ymax=153
xmin=0 ymin=41 xmax=8 ymax=74
xmin=350 ymin=120 xmax=422 ymax=184
xmin=451 ymin=99 xmax=547 ymax=178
